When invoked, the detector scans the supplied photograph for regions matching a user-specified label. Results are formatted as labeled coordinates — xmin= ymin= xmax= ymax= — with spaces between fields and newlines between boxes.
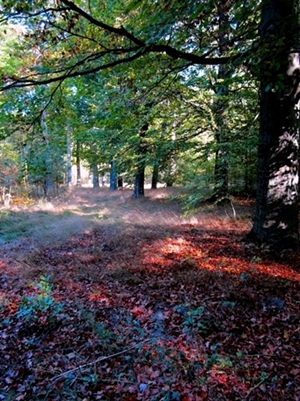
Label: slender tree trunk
xmin=92 ymin=162 xmax=99 ymax=188
xmin=164 ymin=123 xmax=176 ymax=187
xmin=21 ymin=142 xmax=28 ymax=188
xmin=41 ymin=111 xmax=53 ymax=197
xmin=165 ymin=154 xmax=176 ymax=187
xmin=76 ymin=140 xmax=81 ymax=187
xmin=117 ymin=176 xmax=123 ymax=189
xmin=100 ymin=174 xmax=105 ymax=187
xmin=133 ymin=170 xmax=145 ymax=197
xmin=244 ymin=150 xmax=250 ymax=195
xmin=66 ymin=122 xmax=72 ymax=187
xmin=110 ymin=160 xmax=117 ymax=190
xmin=248 ymin=0 xmax=299 ymax=249
xmin=151 ymin=162 xmax=159 ymax=189
xmin=133 ymin=123 xmax=148 ymax=197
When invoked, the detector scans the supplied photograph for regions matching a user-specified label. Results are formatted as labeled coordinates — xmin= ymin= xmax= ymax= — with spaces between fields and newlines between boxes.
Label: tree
xmin=212 ymin=0 xmax=231 ymax=201
xmin=1 ymin=0 xmax=299 ymax=247
xmin=132 ymin=122 xmax=148 ymax=197
xmin=0 ymin=140 xmax=19 ymax=204
xmin=247 ymin=0 xmax=299 ymax=249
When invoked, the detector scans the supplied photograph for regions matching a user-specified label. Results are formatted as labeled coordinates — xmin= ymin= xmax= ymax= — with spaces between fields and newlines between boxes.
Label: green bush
xmin=16 ymin=275 xmax=63 ymax=324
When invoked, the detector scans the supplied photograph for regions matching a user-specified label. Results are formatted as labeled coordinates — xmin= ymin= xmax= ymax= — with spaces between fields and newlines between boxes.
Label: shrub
xmin=16 ymin=275 xmax=63 ymax=324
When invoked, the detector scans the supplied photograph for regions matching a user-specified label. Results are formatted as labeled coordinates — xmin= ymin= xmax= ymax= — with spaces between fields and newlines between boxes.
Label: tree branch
xmin=1 ymin=49 xmax=147 ymax=89
xmin=1 ymin=0 xmax=245 ymax=91
xmin=60 ymin=0 xmax=237 ymax=65
xmin=60 ymin=0 xmax=145 ymax=47
xmin=50 ymin=339 xmax=149 ymax=383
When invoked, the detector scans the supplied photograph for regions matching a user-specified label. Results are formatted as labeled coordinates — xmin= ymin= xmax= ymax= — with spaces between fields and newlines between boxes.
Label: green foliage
xmin=0 ymin=0 xmax=264 ymax=204
xmin=0 ymin=25 xmax=24 ymax=78
xmin=0 ymin=140 xmax=20 ymax=194
xmin=205 ymin=354 xmax=233 ymax=370
xmin=81 ymin=309 xmax=121 ymax=349
xmin=175 ymin=303 xmax=207 ymax=334
xmin=16 ymin=276 xmax=63 ymax=324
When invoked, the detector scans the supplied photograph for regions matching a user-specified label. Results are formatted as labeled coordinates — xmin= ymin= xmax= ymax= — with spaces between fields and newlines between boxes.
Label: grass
xmin=0 ymin=187 xmax=299 ymax=401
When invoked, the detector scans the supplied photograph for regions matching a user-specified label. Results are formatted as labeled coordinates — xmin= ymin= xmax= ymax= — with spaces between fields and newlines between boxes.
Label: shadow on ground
xmin=0 ymin=187 xmax=299 ymax=401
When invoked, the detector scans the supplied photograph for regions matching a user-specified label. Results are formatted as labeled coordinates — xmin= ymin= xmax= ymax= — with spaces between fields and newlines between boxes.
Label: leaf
xmin=125 ymin=0 xmax=142 ymax=12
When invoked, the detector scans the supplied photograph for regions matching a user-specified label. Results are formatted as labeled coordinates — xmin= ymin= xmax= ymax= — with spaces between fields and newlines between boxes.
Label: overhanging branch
xmin=1 ymin=0 xmax=243 ymax=91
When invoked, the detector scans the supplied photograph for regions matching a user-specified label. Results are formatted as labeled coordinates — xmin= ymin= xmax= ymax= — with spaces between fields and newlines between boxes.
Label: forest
xmin=0 ymin=0 xmax=299 ymax=400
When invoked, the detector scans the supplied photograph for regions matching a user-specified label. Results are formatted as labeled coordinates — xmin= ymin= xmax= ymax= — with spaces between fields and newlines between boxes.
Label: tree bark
xmin=133 ymin=123 xmax=148 ymax=197
xmin=66 ymin=122 xmax=72 ymax=187
xmin=41 ymin=111 xmax=53 ymax=197
xmin=117 ymin=176 xmax=123 ymax=189
xmin=76 ymin=140 xmax=81 ymax=187
xmin=151 ymin=162 xmax=159 ymax=189
xmin=133 ymin=170 xmax=145 ymax=197
xmin=248 ymin=0 xmax=299 ymax=249
xmin=110 ymin=160 xmax=117 ymax=190
xmin=92 ymin=162 xmax=99 ymax=188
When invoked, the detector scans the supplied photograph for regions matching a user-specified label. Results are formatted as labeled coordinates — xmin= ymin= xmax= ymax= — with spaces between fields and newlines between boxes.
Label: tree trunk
xmin=214 ymin=131 xmax=228 ymax=198
xmin=76 ymin=140 xmax=81 ymax=187
xmin=117 ymin=176 xmax=123 ymax=189
xmin=92 ymin=162 xmax=99 ymax=188
xmin=213 ymin=0 xmax=230 ymax=201
xmin=133 ymin=170 xmax=145 ymax=197
xmin=164 ymin=154 xmax=176 ymax=187
xmin=151 ymin=162 xmax=159 ymax=189
xmin=248 ymin=0 xmax=299 ymax=249
xmin=66 ymin=122 xmax=72 ymax=187
xmin=133 ymin=123 xmax=148 ymax=197
xmin=110 ymin=160 xmax=117 ymax=190
xmin=41 ymin=111 xmax=53 ymax=197
xmin=164 ymin=122 xmax=176 ymax=187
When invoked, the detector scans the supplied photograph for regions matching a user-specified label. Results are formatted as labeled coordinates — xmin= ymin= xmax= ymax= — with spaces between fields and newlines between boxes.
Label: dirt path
xmin=1 ymin=187 xmax=183 ymax=249
xmin=0 ymin=186 xmax=252 ymax=251
xmin=0 ymin=188 xmax=299 ymax=401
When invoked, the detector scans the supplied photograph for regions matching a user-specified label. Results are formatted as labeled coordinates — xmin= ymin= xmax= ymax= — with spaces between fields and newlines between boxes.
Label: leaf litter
xmin=0 ymin=187 xmax=299 ymax=400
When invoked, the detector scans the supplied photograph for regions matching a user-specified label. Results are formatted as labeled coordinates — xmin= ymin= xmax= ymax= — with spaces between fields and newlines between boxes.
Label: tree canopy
xmin=0 ymin=0 xmax=299 ymax=249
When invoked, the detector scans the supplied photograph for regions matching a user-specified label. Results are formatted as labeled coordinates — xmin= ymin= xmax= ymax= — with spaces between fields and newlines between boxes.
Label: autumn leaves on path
xmin=0 ymin=188 xmax=299 ymax=400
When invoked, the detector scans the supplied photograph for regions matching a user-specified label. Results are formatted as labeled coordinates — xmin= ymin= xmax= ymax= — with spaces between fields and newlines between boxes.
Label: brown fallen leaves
xmin=0 ymin=189 xmax=299 ymax=400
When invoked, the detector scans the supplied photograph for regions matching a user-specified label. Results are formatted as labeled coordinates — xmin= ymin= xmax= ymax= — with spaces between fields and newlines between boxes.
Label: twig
xmin=243 ymin=374 xmax=270 ymax=400
xmin=50 ymin=339 xmax=149 ymax=383
xmin=230 ymin=200 xmax=237 ymax=220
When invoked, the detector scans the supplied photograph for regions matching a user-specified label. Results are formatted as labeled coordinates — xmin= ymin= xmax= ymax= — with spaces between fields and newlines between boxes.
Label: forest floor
xmin=0 ymin=187 xmax=299 ymax=401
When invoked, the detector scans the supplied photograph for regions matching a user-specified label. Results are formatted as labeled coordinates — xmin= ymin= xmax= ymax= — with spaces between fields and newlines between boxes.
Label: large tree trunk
xmin=248 ymin=0 xmax=299 ymax=249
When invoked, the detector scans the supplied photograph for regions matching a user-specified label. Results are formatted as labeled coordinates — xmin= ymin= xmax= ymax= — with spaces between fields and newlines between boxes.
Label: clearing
xmin=0 ymin=187 xmax=299 ymax=400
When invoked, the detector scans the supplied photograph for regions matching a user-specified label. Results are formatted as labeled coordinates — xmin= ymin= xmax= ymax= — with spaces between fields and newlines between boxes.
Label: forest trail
xmin=0 ymin=186 xmax=251 ymax=264
xmin=1 ymin=187 xmax=191 ymax=251
xmin=0 ymin=188 xmax=299 ymax=400
xmin=0 ymin=186 xmax=255 ymax=286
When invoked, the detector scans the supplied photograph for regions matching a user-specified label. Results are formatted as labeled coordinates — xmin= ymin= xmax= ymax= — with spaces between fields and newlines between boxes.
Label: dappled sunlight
xmin=140 ymin=228 xmax=300 ymax=282
xmin=0 ymin=188 xmax=299 ymax=400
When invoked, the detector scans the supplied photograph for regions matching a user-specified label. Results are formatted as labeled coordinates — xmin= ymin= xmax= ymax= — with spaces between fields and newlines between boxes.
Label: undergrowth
xmin=16 ymin=275 xmax=63 ymax=324
xmin=0 ymin=188 xmax=299 ymax=400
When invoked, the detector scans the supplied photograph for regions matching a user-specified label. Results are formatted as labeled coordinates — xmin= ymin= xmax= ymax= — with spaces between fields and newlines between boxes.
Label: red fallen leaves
xmin=131 ymin=305 xmax=145 ymax=317
xmin=0 ymin=200 xmax=299 ymax=400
